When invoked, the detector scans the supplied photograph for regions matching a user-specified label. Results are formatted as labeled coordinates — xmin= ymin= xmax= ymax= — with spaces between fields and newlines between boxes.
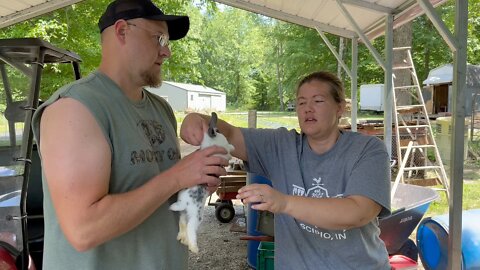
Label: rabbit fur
xmin=169 ymin=131 xmax=234 ymax=253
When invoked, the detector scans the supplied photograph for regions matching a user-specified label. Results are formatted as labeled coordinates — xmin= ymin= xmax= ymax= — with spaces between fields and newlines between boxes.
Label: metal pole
xmin=19 ymin=47 xmax=43 ymax=270
xmin=337 ymin=37 xmax=344 ymax=79
xmin=316 ymin=29 xmax=352 ymax=78
xmin=417 ymin=0 xmax=457 ymax=51
xmin=248 ymin=110 xmax=257 ymax=128
xmin=384 ymin=14 xmax=394 ymax=158
xmin=351 ymin=37 xmax=358 ymax=132
xmin=448 ymin=0 xmax=468 ymax=268
xmin=336 ymin=0 xmax=386 ymax=70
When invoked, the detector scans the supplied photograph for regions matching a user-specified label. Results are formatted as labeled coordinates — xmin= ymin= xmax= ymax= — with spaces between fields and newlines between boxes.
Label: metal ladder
xmin=391 ymin=47 xmax=449 ymax=199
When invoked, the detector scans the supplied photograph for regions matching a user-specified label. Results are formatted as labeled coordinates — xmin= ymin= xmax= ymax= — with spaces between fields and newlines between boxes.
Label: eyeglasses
xmin=127 ymin=22 xmax=169 ymax=47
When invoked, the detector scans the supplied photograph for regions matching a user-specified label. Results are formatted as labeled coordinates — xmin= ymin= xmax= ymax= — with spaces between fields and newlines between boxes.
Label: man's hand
xmin=171 ymin=145 xmax=229 ymax=190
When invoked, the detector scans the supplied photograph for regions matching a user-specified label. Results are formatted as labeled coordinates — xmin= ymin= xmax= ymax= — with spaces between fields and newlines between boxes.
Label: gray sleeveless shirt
xmin=32 ymin=71 xmax=187 ymax=270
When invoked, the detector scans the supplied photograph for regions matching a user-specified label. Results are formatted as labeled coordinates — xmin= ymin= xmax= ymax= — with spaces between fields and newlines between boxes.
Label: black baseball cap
xmin=98 ymin=0 xmax=190 ymax=40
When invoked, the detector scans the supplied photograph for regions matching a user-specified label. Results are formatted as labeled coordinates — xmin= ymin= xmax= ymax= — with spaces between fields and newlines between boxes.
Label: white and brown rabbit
xmin=170 ymin=112 xmax=234 ymax=253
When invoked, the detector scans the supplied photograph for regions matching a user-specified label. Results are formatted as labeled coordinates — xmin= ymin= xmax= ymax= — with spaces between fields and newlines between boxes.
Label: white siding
xmin=211 ymin=95 xmax=226 ymax=111
xmin=147 ymin=82 xmax=226 ymax=112
xmin=146 ymin=84 xmax=187 ymax=111
xmin=187 ymin=92 xmax=199 ymax=111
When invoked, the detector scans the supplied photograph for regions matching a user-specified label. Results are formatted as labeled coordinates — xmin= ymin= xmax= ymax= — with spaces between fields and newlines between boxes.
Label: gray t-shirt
xmin=32 ymin=71 xmax=187 ymax=270
xmin=241 ymin=128 xmax=391 ymax=270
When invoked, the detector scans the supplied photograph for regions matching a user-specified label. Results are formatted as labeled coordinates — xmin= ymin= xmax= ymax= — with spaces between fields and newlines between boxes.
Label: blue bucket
xmin=416 ymin=209 xmax=480 ymax=270
xmin=246 ymin=173 xmax=272 ymax=269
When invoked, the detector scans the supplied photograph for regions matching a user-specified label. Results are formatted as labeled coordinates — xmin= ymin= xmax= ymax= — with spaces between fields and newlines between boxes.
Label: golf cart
xmin=0 ymin=38 xmax=81 ymax=270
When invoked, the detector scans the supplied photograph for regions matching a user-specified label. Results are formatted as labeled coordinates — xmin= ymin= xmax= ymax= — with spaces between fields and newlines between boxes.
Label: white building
xmin=423 ymin=63 xmax=480 ymax=116
xmin=146 ymin=81 xmax=227 ymax=112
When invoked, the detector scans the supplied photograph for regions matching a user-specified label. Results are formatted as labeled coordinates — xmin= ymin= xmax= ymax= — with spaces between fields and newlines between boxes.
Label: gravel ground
xmin=187 ymin=197 xmax=250 ymax=270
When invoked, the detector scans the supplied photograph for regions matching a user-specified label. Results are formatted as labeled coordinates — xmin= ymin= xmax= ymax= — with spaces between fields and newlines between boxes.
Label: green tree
xmin=0 ymin=0 xmax=206 ymax=99
xmin=1 ymin=0 xmax=478 ymax=111
xmin=466 ymin=0 xmax=480 ymax=64
xmin=195 ymin=6 xmax=266 ymax=108
xmin=266 ymin=21 xmax=339 ymax=109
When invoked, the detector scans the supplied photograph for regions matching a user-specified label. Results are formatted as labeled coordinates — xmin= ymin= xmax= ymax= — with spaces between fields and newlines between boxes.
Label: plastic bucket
xmin=246 ymin=173 xmax=272 ymax=269
xmin=416 ymin=209 xmax=480 ymax=270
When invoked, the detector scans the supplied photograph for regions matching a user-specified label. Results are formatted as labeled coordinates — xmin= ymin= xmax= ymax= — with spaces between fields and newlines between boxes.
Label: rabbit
xmin=170 ymin=113 xmax=234 ymax=253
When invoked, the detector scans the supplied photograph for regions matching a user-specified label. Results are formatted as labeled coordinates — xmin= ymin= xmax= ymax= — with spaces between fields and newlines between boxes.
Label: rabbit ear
xmin=207 ymin=112 xmax=218 ymax=138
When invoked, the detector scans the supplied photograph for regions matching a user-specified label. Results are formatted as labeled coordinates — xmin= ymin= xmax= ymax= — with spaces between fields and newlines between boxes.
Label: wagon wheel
xmin=215 ymin=202 xmax=235 ymax=223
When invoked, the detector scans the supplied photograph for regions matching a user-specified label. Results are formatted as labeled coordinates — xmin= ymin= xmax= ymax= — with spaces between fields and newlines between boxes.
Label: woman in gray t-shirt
xmin=181 ymin=71 xmax=391 ymax=270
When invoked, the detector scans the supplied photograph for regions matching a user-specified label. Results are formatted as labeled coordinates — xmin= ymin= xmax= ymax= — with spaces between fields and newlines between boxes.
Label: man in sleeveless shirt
xmin=32 ymin=1 xmax=228 ymax=269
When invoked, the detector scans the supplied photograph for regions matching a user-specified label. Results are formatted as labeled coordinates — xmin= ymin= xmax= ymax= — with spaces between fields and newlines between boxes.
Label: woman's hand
xmin=180 ymin=113 xmax=209 ymax=146
xmin=236 ymin=184 xmax=288 ymax=214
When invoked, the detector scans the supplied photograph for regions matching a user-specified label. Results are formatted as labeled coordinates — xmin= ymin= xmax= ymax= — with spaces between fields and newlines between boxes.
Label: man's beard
xmin=141 ymin=69 xmax=162 ymax=87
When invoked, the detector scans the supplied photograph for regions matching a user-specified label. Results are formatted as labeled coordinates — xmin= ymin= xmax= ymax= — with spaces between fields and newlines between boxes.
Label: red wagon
xmin=208 ymin=170 xmax=246 ymax=223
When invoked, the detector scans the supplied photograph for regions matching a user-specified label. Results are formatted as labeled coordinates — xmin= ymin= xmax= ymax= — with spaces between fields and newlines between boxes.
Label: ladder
xmin=391 ymin=47 xmax=449 ymax=199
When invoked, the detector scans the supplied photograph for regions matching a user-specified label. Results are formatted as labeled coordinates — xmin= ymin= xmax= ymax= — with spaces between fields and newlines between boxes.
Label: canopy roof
xmin=0 ymin=0 xmax=83 ymax=29
xmin=1 ymin=0 xmax=446 ymax=40
xmin=214 ymin=0 xmax=447 ymax=40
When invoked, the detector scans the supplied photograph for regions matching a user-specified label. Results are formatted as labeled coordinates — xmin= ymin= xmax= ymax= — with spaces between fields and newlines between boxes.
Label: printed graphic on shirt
xmin=139 ymin=120 xmax=165 ymax=146
xmin=292 ymin=176 xmax=346 ymax=241
xmin=130 ymin=120 xmax=180 ymax=165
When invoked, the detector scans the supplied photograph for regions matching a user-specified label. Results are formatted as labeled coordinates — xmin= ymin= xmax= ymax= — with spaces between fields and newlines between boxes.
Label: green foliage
xmin=411 ymin=0 xmax=480 ymax=83
xmin=467 ymin=0 xmax=480 ymax=64
xmin=412 ymin=8 xmax=452 ymax=83
xmin=0 ymin=0 xmax=478 ymax=110
xmin=0 ymin=0 xmax=109 ymax=99
xmin=194 ymin=6 xmax=266 ymax=108
xmin=250 ymin=70 xmax=275 ymax=110
xmin=160 ymin=1 xmax=204 ymax=83
xmin=268 ymin=22 xmax=338 ymax=108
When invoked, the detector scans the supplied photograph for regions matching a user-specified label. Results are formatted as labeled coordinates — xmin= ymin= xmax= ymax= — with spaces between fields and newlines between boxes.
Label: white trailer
xmin=360 ymin=84 xmax=384 ymax=112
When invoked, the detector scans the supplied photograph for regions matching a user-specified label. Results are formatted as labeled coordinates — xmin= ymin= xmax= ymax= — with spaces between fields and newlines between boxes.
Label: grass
xmin=427 ymin=181 xmax=480 ymax=217
xmin=0 ymin=118 xmax=25 ymax=147
xmin=175 ymin=111 xmax=300 ymax=131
